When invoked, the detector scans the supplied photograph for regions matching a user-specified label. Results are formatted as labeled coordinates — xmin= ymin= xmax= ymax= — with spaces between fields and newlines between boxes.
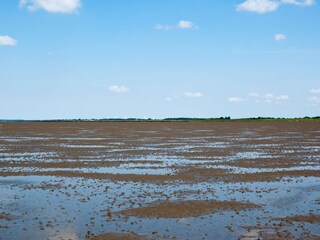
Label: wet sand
xmin=0 ymin=121 xmax=320 ymax=239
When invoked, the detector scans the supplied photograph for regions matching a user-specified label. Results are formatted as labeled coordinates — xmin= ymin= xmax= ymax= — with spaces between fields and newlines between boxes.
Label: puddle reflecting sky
xmin=1 ymin=176 xmax=320 ymax=239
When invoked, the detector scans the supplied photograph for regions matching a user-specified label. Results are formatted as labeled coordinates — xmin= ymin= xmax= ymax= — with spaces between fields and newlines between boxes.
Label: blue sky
xmin=0 ymin=0 xmax=319 ymax=119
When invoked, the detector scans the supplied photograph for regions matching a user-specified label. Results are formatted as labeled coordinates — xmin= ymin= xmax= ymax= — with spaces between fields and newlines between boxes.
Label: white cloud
xmin=274 ymin=33 xmax=287 ymax=42
xmin=178 ymin=20 xmax=194 ymax=29
xmin=281 ymin=0 xmax=315 ymax=6
xmin=228 ymin=97 xmax=243 ymax=103
xmin=310 ymin=88 xmax=320 ymax=94
xmin=236 ymin=0 xmax=279 ymax=13
xmin=185 ymin=92 xmax=203 ymax=97
xmin=233 ymin=92 xmax=289 ymax=103
xmin=0 ymin=36 xmax=17 ymax=46
xmin=263 ymin=93 xmax=289 ymax=103
xmin=237 ymin=0 xmax=315 ymax=13
xmin=108 ymin=85 xmax=129 ymax=93
xmin=19 ymin=0 xmax=81 ymax=13
xmin=156 ymin=20 xmax=196 ymax=30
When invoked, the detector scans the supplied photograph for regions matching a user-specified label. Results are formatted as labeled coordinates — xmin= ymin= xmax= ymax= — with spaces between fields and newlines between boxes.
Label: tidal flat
xmin=0 ymin=121 xmax=320 ymax=239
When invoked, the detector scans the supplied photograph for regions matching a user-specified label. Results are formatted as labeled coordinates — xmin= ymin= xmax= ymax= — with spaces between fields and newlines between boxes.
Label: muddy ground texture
xmin=0 ymin=121 xmax=319 ymax=239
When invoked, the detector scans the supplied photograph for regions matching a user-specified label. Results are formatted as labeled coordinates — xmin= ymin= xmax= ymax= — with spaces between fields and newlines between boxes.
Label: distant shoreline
xmin=1 ymin=116 xmax=320 ymax=122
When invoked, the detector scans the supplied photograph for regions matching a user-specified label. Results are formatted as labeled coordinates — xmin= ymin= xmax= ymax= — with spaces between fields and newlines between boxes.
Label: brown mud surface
xmin=91 ymin=232 xmax=148 ymax=240
xmin=0 ymin=213 xmax=13 ymax=221
xmin=116 ymin=200 xmax=260 ymax=218
xmin=1 ymin=121 xmax=320 ymax=239
xmin=277 ymin=214 xmax=320 ymax=223
xmin=0 ymin=167 xmax=230 ymax=182
xmin=1 ymin=167 xmax=320 ymax=183
xmin=1 ymin=121 xmax=319 ymax=182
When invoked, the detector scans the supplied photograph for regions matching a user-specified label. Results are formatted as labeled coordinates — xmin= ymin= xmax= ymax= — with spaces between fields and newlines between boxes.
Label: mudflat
xmin=0 ymin=121 xmax=319 ymax=239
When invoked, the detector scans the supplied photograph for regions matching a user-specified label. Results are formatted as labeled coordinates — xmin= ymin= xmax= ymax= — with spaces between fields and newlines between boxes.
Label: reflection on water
xmin=1 ymin=122 xmax=320 ymax=239
xmin=1 ymin=176 xmax=320 ymax=239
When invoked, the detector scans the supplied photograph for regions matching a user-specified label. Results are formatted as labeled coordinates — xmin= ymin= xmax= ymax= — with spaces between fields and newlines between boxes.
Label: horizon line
xmin=1 ymin=116 xmax=320 ymax=122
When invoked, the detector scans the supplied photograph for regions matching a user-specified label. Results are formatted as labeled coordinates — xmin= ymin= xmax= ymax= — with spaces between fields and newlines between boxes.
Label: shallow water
xmin=1 ymin=176 xmax=319 ymax=239
xmin=1 ymin=121 xmax=320 ymax=239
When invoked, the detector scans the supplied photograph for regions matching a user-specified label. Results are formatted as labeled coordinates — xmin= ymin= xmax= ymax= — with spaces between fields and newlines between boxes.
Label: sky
xmin=0 ymin=0 xmax=320 ymax=119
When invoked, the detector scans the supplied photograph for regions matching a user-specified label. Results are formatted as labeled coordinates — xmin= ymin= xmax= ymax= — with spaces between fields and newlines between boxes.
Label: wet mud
xmin=0 ymin=121 xmax=320 ymax=239
xmin=116 ymin=200 xmax=260 ymax=218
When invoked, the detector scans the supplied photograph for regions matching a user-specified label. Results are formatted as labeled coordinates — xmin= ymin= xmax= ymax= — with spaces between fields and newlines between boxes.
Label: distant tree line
xmin=163 ymin=117 xmax=231 ymax=121
xmin=1 ymin=116 xmax=320 ymax=122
